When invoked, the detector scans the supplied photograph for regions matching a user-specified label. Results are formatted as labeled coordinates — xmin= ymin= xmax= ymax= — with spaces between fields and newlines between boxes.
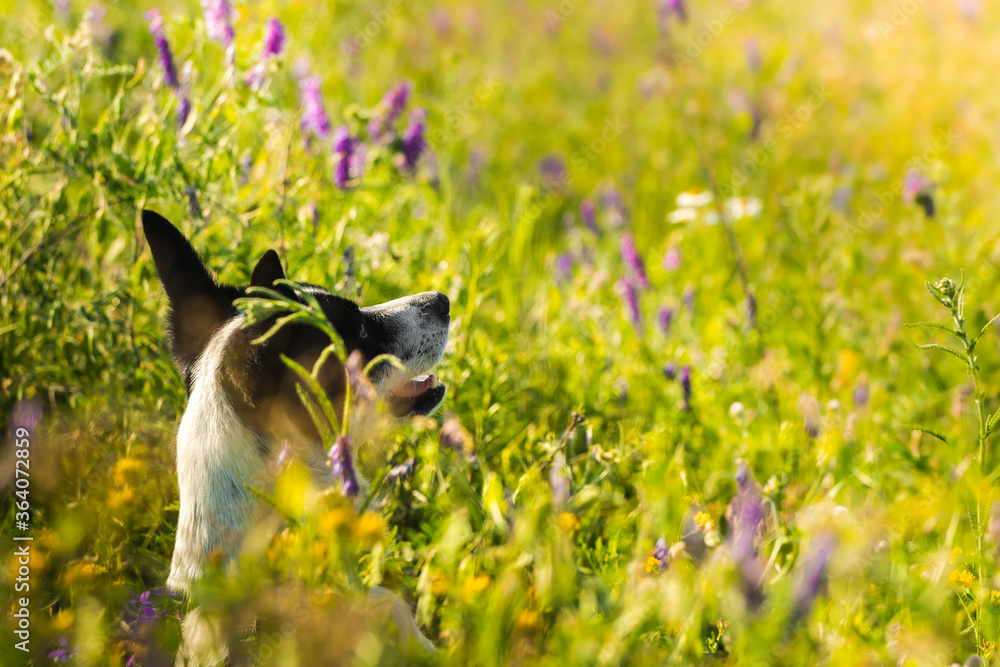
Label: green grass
xmin=3 ymin=0 xmax=1000 ymax=664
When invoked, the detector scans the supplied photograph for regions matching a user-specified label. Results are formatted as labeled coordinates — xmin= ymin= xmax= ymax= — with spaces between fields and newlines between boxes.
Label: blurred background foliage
xmin=3 ymin=0 xmax=1000 ymax=664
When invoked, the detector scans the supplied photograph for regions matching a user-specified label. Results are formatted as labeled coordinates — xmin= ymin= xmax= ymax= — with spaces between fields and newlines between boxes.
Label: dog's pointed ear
xmin=250 ymin=250 xmax=286 ymax=289
xmin=142 ymin=209 xmax=218 ymax=306
xmin=142 ymin=209 xmax=238 ymax=383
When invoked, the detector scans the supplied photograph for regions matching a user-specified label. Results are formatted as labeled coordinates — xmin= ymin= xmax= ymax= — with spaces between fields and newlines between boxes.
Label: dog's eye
xmin=359 ymin=323 xmax=367 ymax=339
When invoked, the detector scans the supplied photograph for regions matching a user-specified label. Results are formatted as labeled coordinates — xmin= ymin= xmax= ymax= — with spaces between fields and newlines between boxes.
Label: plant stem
xmin=953 ymin=298 xmax=987 ymax=655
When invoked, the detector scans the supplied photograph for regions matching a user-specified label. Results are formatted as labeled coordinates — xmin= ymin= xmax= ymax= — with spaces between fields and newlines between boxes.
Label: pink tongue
xmin=395 ymin=374 xmax=437 ymax=398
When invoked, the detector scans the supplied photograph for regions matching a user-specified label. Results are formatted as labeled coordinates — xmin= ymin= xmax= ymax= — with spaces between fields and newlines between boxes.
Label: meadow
xmin=2 ymin=0 xmax=1000 ymax=664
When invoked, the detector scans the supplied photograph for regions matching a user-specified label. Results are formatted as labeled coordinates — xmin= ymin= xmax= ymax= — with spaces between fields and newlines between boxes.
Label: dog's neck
xmin=167 ymin=317 xmax=278 ymax=593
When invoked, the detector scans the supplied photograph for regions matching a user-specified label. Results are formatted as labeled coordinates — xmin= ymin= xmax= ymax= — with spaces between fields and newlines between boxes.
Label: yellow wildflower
xmin=430 ymin=572 xmax=450 ymax=597
xmin=950 ymin=547 xmax=963 ymax=560
xmin=108 ymin=488 xmax=141 ymax=509
xmin=557 ymin=512 xmax=580 ymax=532
xmin=462 ymin=574 xmax=491 ymax=600
xmin=112 ymin=458 xmax=145 ymax=486
xmin=949 ymin=569 xmax=975 ymax=587
xmin=515 ymin=610 xmax=542 ymax=632
xmin=64 ymin=560 xmax=105 ymax=585
xmin=694 ymin=511 xmax=715 ymax=532
xmin=645 ymin=556 xmax=660 ymax=573
xmin=318 ymin=507 xmax=355 ymax=536
xmin=353 ymin=512 xmax=385 ymax=545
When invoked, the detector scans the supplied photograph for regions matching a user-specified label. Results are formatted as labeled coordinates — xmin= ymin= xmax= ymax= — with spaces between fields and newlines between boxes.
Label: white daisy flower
xmin=667 ymin=207 xmax=699 ymax=223
xmin=725 ymin=197 xmax=763 ymax=220
xmin=675 ymin=189 xmax=714 ymax=207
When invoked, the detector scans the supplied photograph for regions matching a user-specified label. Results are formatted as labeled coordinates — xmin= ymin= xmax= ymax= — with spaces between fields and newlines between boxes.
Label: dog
xmin=141 ymin=209 xmax=448 ymax=662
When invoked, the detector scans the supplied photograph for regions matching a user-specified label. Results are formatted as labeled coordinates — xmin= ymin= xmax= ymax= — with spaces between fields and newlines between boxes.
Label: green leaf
xmin=918 ymin=343 xmax=970 ymax=368
xmin=282 ymin=353 xmax=341 ymax=439
xmin=970 ymin=312 xmax=1000 ymax=352
xmin=904 ymin=322 xmax=958 ymax=336
xmin=901 ymin=424 xmax=949 ymax=443
xmin=987 ymin=408 xmax=1000 ymax=436
xmin=363 ymin=353 xmax=407 ymax=377
xmin=245 ymin=485 xmax=301 ymax=527
xmin=925 ymin=281 xmax=953 ymax=309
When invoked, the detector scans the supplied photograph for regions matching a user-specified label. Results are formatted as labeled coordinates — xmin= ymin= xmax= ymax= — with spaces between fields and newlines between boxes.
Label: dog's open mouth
xmin=387 ymin=373 xmax=447 ymax=417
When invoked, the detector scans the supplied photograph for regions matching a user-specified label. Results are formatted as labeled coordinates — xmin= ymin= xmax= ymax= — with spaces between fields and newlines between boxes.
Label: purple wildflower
xmin=799 ymin=394 xmax=821 ymax=438
xmin=746 ymin=291 xmax=757 ymax=329
xmin=146 ymin=10 xmax=180 ymax=89
xmin=682 ymin=285 xmax=695 ymax=314
xmin=185 ymin=186 xmax=202 ymax=220
xmin=666 ymin=0 xmax=687 ymax=21
xmin=345 ymin=350 xmax=376 ymax=412
xmin=662 ymin=246 xmax=681 ymax=270
xmin=384 ymin=81 xmax=411 ymax=125
xmin=202 ymin=0 xmax=235 ymax=48
xmin=617 ymin=278 xmax=641 ymax=329
xmin=440 ymin=412 xmax=476 ymax=462
xmin=793 ymin=533 xmax=836 ymax=620
xmin=328 ymin=434 xmax=359 ymax=497
xmin=658 ymin=306 xmax=674 ymax=334
xmin=580 ymin=198 xmax=599 ymax=235
xmin=123 ymin=587 xmax=180 ymax=630
xmin=246 ymin=17 xmax=286 ymax=90
xmin=745 ymin=38 xmax=761 ymax=73
xmin=729 ymin=461 xmax=766 ymax=561
xmin=263 ymin=17 xmax=285 ymax=57
xmin=539 ymin=155 xmax=567 ymax=192
xmin=853 ymin=378 xmax=869 ymax=410
xmin=902 ymin=168 xmax=935 ymax=218
xmin=333 ymin=125 xmax=356 ymax=189
xmin=399 ymin=109 xmax=427 ymax=172
xmin=556 ymin=252 xmax=574 ymax=283
xmin=11 ymin=398 xmax=42 ymax=434
xmin=727 ymin=460 xmax=768 ymax=609
xmin=663 ymin=360 xmax=678 ymax=380
xmin=130 ymin=590 xmax=159 ymax=623
xmin=550 ymin=452 xmax=569 ymax=507
xmin=601 ymin=186 xmax=627 ymax=228
xmin=299 ymin=77 xmax=332 ymax=142
xmin=619 ymin=233 xmax=650 ymax=289
xmin=387 ymin=458 xmax=415 ymax=483
xmin=239 ymin=153 xmax=253 ymax=186
xmin=177 ymin=95 xmax=191 ymax=130
xmin=49 ymin=637 xmax=76 ymax=663
xmin=679 ymin=365 xmax=692 ymax=410
xmin=652 ymin=537 xmax=669 ymax=571
xmin=368 ymin=81 xmax=411 ymax=140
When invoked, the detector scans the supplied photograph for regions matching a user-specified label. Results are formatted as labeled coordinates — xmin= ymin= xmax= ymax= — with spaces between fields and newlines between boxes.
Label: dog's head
xmin=141 ymin=210 xmax=449 ymax=446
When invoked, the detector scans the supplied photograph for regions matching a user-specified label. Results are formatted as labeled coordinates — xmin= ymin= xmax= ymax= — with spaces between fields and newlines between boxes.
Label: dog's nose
xmin=424 ymin=292 xmax=450 ymax=320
